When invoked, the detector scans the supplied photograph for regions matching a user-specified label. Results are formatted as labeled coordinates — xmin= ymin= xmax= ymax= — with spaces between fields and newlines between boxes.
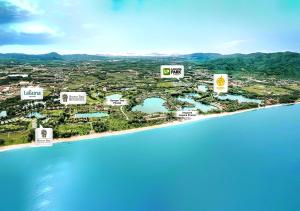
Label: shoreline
xmin=1 ymin=102 xmax=299 ymax=153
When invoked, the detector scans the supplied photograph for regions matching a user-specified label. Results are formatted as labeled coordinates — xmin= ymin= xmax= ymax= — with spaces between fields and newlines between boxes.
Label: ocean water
xmin=1 ymin=104 xmax=300 ymax=211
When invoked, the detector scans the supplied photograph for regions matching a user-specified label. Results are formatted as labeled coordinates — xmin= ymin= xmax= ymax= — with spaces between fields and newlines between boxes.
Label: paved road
xmin=120 ymin=106 xmax=129 ymax=120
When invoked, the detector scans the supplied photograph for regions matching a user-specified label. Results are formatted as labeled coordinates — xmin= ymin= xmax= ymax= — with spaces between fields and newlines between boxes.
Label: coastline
xmin=1 ymin=102 xmax=299 ymax=153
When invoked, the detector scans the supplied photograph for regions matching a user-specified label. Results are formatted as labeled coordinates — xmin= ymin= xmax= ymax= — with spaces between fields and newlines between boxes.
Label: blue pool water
xmin=0 ymin=111 xmax=7 ymax=118
xmin=197 ymin=85 xmax=208 ymax=92
xmin=74 ymin=112 xmax=108 ymax=118
xmin=132 ymin=97 xmax=168 ymax=114
xmin=105 ymin=94 xmax=122 ymax=100
xmin=186 ymin=93 xmax=200 ymax=98
xmin=27 ymin=112 xmax=45 ymax=119
xmin=0 ymin=104 xmax=300 ymax=211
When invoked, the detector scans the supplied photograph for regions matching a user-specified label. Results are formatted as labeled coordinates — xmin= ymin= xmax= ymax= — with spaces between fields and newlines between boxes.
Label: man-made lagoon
xmin=217 ymin=94 xmax=262 ymax=104
xmin=132 ymin=97 xmax=168 ymax=114
xmin=105 ymin=94 xmax=122 ymax=101
xmin=178 ymin=94 xmax=217 ymax=112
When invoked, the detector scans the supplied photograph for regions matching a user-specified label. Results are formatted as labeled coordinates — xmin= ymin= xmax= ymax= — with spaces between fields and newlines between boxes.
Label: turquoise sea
xmin=0 ymin=104 xmax=300 ymax=211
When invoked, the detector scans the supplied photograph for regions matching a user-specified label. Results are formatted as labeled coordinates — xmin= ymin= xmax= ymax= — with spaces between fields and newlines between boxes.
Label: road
xmin=120 ymin=106 xmax=129 ymax=120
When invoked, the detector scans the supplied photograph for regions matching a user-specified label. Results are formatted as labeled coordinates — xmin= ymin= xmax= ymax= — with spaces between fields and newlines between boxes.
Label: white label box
xmin=176 ymin=110 xmax=198 ymax=118
xmin=60 ymin=92 xmax=86 ymax=105
xmin=21 ymin=87 xmax=43 ymax=100
xmin=35 ymin=127 xmax=53 ymax=146
xmin=161 ymin=65 xmax=184 ymax=79
xmin=105 ymin=98 xmax=128 ymax=106
xmin=214 ymin=74 xmax=228 ymax=94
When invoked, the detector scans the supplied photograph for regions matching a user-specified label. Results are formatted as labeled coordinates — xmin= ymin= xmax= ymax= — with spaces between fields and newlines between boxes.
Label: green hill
xmin=1 ymin=51 xmax=300 ymax=78
xmin=200 ymin=52 xmax=300 ymax=78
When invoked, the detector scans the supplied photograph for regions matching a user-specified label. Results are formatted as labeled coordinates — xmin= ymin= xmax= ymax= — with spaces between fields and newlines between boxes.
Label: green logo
xmin=163 ymin=68 xmax=171 ymax=75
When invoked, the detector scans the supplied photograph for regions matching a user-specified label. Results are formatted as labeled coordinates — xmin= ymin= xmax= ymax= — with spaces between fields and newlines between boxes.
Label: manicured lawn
xmin=57 ymin=123 xmax=91 ymax=136
xmin=288 ymin=84 xmax=300 ymax=91
xmin=243 ymin=85 xmax=291 ymax=95
xmin=157 ymin=82 xmax=174 ymax=88
xmin=42 ymin=110 xmax=64 ymax=117
xmin=0 ymin=130 xmax=30 ymax=146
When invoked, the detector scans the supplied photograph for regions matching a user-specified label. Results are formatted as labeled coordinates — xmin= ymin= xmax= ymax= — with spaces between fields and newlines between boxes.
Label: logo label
xmin=176 ymin=110 xmax=198 ymax=118
xmin=21 ymin=87 xmax=43 ymax=100
xmin=105 ymin=98 xmax=128 ymax=106
xmin=163 ymin=68 xmax=171 ymax=75
xmin=60 ymin=92 xmax=86 ymax=105
xmin=161 ymin=65 xmax=184 ymax=79
xmin=35 ymin=127 xmax=53 ymax=146
xmin=214 ymin=74 xmax=228 ymax=94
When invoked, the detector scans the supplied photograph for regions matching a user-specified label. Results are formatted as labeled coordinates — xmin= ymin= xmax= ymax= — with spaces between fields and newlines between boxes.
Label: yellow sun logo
xmin=216 ymin=76 xmax=225 ymax=86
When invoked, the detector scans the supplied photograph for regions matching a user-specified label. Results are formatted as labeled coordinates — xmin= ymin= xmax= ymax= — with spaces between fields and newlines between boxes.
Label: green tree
xmin=28 ymin=129 xmax=35 ymax=142
xmin=0 ymin=139 xmax=5 ymax=145
xmin=93 ymin=121 xmax=108 ymax=133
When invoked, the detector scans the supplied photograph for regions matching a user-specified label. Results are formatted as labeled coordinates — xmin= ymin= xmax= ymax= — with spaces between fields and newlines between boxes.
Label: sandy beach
xmin=1 ymin=102 xmax=299 ymax=153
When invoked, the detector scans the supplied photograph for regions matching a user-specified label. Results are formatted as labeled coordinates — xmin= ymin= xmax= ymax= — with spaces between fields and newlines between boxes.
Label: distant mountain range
xmin=0 ymin=51 xmax=299 ymax=62
xmin=0 ymin=52 xmax=104 ymax=61
xmin=0 ymin=51 xmax=299 ymax=78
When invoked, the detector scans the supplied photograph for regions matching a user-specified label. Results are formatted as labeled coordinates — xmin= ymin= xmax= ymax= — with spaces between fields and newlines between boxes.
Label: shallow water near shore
xmin=0 ymin=104 xmax=300 ymax=211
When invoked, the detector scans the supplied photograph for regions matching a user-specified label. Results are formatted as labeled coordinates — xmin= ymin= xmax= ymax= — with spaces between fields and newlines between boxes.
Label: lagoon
xmin=217 ymin=94 xmax=262 ymax=104
xmin=1 ymin=104 xmax=300 ymax=211
xmin=132 ymin=97 xmax=168 ymax=114
xmin=178 ymin=95 xmax=217 ymax=112
xmin=106 ymin=94 xmax=122 ymax=101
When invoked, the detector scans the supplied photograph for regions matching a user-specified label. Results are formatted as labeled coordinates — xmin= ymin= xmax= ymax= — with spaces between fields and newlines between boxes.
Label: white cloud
xmin=9 ymin=22 xmax=62 ymax=36
xmin=8 ymin=0 xmax=42 ymax=14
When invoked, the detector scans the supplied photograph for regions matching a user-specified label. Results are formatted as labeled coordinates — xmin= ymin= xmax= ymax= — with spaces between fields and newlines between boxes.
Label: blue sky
xmin=0 ymin=0 xmax=300 ymax=54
